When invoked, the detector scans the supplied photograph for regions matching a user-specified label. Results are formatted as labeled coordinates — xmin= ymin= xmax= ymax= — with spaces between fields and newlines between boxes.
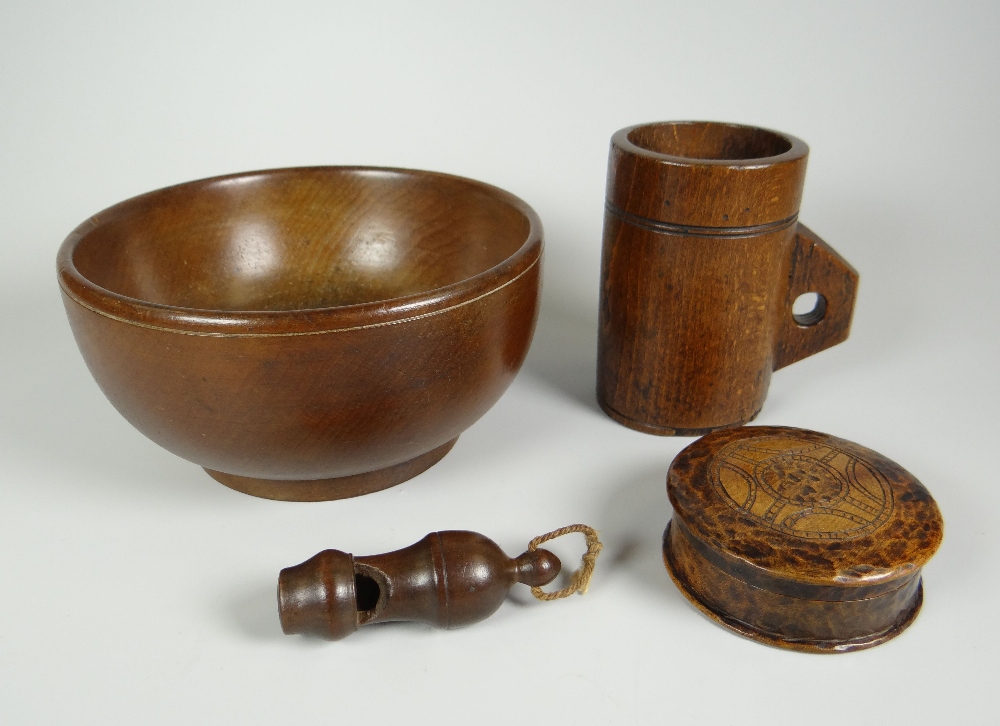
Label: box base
xmin=662 ymin=522 xmax=924 ymax=653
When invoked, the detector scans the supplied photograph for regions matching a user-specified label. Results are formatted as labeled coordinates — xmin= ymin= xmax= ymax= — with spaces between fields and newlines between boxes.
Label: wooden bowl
xmin=57 ymin=167 xmax=543 ymax=501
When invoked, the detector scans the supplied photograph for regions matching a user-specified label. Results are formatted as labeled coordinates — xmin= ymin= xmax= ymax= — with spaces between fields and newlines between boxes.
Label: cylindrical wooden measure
xmin=598 ymin=121 xmax=859 ymax=435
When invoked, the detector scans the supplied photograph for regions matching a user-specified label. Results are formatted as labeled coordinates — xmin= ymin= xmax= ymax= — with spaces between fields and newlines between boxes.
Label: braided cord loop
xmin=527 ymin=524 xmax=602 ymax=601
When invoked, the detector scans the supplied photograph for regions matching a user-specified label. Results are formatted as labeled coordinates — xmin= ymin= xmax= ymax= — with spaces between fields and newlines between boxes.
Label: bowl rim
xmin=57 ymin=166 xmax=543 ymax=337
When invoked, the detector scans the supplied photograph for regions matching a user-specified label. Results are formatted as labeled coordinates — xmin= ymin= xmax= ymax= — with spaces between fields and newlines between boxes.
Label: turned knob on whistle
xmin=278 ymin=531 xmax=561 ymax=640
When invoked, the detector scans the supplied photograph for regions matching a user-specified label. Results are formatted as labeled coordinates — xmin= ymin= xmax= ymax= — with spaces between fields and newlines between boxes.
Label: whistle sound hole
xmin=793 ymin=292 xmax=827 ymax=327
xmin=354 ymin=573 xmax=382 ymax=612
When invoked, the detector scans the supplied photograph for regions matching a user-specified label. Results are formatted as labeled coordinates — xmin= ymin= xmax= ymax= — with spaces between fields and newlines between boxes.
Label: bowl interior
xmin=71 ymin=168 xmax=532 ymax=311
xmin=627 ymin=121 xmax=793 ymax=161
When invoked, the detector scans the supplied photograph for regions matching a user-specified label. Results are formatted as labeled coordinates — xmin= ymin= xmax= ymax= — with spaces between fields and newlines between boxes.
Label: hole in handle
xmin=792 ymin=292 xmax=827 ymax=327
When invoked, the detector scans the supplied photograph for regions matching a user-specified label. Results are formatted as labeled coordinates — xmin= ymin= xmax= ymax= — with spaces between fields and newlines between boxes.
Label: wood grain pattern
xmin=598 ymin=121 xmax=858 ymax=434
xmin=663 ymin=426 xmax=944 ymax=653
xmin=278 ymin=531 xmax=561 ymax=640
xmin=58 ymin=167 xmax=542 ymax=500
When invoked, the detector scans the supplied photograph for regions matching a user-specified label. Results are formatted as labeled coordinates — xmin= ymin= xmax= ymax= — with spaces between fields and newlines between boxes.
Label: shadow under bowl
xmin=57 ymin=166 xmax=543 ymax=501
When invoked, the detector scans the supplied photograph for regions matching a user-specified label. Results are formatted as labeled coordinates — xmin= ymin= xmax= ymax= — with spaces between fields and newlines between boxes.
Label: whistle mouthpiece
xmin=278 ymin=549 xmax=359 ymax=640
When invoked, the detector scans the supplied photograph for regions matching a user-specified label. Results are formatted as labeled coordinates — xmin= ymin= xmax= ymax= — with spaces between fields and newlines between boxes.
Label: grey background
xmin=1 ymin=1 xmax=996 ymax=723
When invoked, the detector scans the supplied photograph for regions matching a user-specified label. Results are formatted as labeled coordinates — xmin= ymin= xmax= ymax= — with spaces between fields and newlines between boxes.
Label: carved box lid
xmin=664 ymin=426 xmax=944 ymax=652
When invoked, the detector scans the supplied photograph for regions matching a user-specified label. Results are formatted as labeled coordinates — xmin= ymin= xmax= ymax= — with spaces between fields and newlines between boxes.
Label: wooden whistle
xmin=278 ymin=531 xmax=561 ymax=640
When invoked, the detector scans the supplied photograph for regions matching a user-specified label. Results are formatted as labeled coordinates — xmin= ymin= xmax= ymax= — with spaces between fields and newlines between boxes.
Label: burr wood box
xmin=663 ymin=426 xmax=943 ymax=653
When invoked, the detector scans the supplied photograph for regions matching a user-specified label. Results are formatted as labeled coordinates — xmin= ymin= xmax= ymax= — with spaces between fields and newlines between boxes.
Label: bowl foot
xmin=204 ymin=437 xmax=459 ymax=502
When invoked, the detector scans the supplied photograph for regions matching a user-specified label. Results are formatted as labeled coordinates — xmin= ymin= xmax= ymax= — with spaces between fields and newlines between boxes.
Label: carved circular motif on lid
xmin=710 ymin=436 xmax=894 ymax=540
